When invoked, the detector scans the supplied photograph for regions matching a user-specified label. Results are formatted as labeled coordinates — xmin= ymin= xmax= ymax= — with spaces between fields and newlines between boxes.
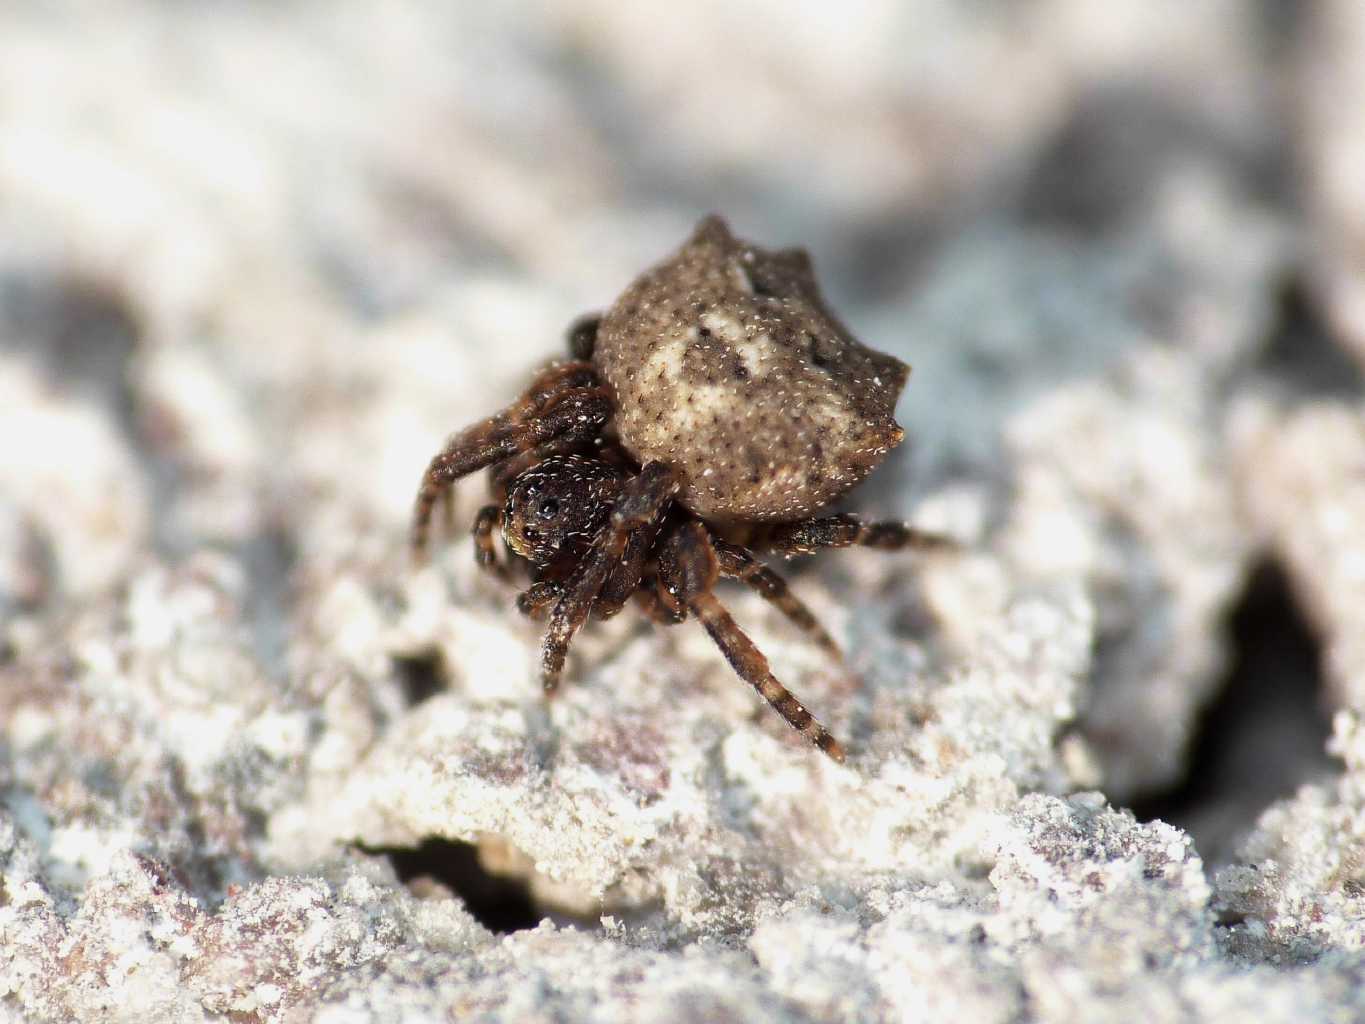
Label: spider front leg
xmin=489 ymin=435 xmax=592 ymax=500
xmin=516 ymin=579 xmax=562 ymax=620
xmin=762 ymin=514 xmax=956 ymax=557
xmin=411 ymin=365 xmax=609 ymax=560
xmin=592 ymin=517 xmax=665 ymax=621
xmin=472 ymin=505 xmax=509 ymax=578
xmin=540 ymin=462 xmax=679 ymax=693
xmin=660 ymin=521 xmax=846 ymax=762
xmin=633 ymin=579 xmax=686 ymax=625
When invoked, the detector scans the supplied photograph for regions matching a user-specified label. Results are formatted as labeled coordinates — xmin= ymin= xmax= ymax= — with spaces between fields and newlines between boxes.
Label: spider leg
xmin=712 ymin=540 xmax=841 ymax=659
xmin=411 ymin=381 xmax=612 ymax=560
xmin=654 ymin=572 xmax=687 ymax=621
xmin=412 ymin=361 xmax=596 ymax=558
xmin=661 ymin=521 xmax=845 ymax=762
xmin=634 ymin=578 xmax=686 ymax=625
xmin=472 ymin=504 xmax=508 ymax=579
xmin=437 ymin=482 xmax=458 ymax=537
xmin=483 ymin=361 xmax=599 ymax=430
xmin=762 ymin=514 xmax=956 ymax=557
xmin=540 ymin=462 xmax=679 ymax=693
xmin=517 ymin=579 xmax=563 ymax=621
xmin=566 ymin=313 xmax=600 ymax=360
xmin=592 ymin=517 xmax=663 ymax=621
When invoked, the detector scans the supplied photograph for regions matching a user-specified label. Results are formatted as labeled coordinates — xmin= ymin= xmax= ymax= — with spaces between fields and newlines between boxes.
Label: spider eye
xmin=537 ymin=498 xmax=559 ymax=520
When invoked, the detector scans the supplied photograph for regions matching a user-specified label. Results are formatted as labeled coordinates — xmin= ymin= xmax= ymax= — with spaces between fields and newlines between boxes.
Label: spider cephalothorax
xmin=502 ymin=455 xmax=623 ymax=567
xmin=413 ymin=216 xmax=953 ymax=761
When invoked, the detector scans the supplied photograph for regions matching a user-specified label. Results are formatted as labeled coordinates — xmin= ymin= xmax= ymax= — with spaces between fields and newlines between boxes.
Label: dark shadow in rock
xmin=1131 ymin=560 xmax=1335 ymax=867
xmin=1255 ymin=275 xmax=1365 ymax=400
xmin=829 ymin=210 xmax=943 ymax=309
xmin=241 ymin=524 xmax=297 ymax=678
xmin=0 ymin=269 xmax=185 ymax=558
xmin=360 ymin=836 xmax=545 ymax=934
xmin=391 ymin=648 xmax=446 ymax=705
xmin=1018 ymin=84 xmax=1282 ymax=236
xmin=0 ymin=271 xmax=140 ymax=431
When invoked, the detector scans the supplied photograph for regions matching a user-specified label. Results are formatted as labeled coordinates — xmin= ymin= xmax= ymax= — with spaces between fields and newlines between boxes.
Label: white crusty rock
xmin=1216 ymin=711 xmax=1365 ymax=964
xmin=1231 ymin=400 xmax=1365 ymax=710
xmin=1297 ymin=0 xmax=1365 ymax=372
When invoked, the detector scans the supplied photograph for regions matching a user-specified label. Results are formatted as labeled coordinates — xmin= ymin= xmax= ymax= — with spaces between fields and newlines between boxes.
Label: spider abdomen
xmin=593 ymin=216 xmax=909 ymax=523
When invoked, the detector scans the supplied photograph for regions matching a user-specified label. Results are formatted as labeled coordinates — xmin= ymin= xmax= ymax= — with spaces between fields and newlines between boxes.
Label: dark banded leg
xmin=712 ymin=540 xmax=841 ymax=659
xmin=516 ymin=579 xmax=562 ymax=621
xmin=634 ymin=580 xmax=686 ymax=625
xmin=412 ymin=361 xmax=598 ymax=557
xmin=472 ymin=504 xmax=507 ymax=578
xmin=593 ymin=520 xmax=663 ymax=621
xmin=660 ymin=521 xmax=845 ymax=762
xmin=654 ymin=573 xmax=687 ymax=622
xmin=412 ymin=381 xmax=610 ymax=560
xmin=439 ymin=482 xmax=458 ymax=537
xmin=763 ymin=514 xmax=956 ymax=557
xmin=540 ymin=462 xmax=679 ymax=693
xmin=689 ymin=592 xmax=845 ymax=762
xmin=566 ymin=314 xmax=600 ymax=360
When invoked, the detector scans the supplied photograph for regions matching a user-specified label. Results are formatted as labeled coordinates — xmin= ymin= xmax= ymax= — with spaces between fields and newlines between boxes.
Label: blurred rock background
xmin=2 ymin=2 xmax=1364 ymax=1021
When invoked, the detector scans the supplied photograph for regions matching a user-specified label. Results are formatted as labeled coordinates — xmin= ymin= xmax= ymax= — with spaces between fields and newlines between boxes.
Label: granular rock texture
xmin=1 ymin=2 xmax=1364 ymax=1022
xmin=1297 ymin=0 xmax=1365 ymax=373
xmin=1231 ymin=401 xmax=1365 ymax=712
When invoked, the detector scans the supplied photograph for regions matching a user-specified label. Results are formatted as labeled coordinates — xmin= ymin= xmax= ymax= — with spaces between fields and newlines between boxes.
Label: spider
xmin=412 ymin=216 xmax=952 ymax=761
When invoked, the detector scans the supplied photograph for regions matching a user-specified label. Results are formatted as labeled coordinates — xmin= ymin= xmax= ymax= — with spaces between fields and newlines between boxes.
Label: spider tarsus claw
xmin=920 ymin=532 xmax=960 ymax=552
xmin=541 ymin=644 xmax=567 ymax=695
xmin=816 ymin=733 xmax=847 ymax=763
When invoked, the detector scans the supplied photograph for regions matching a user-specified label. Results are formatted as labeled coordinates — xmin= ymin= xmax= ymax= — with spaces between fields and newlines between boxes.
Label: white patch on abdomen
xmin=701 ymin=310 xmax=774 ymax=378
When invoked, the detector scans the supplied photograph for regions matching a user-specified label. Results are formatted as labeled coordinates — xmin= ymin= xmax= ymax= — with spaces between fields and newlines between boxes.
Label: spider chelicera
xmin=412 ymin=216 xmax=953 ymax=761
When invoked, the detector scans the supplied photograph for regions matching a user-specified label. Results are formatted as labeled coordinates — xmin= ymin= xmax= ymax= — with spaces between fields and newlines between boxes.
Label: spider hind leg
xmin=661 ymin=521 xmax=846 ymax=762
xmin=763 ymin=514 xmax=956 ymax=557
xmin=713 ymin=539 xmax=841 ymax=659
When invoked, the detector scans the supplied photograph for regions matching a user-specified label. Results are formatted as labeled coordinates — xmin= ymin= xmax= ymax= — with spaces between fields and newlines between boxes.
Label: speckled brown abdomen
xmin=594 ymin=216 xmax=909 ymax=522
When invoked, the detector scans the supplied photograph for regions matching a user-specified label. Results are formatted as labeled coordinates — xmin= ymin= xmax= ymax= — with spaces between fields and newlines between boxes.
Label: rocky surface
xmin=1298 ymin=0 xmax=1365 ymax=373
xmin=1 ymin=2 xmax=1364 ymax=1022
